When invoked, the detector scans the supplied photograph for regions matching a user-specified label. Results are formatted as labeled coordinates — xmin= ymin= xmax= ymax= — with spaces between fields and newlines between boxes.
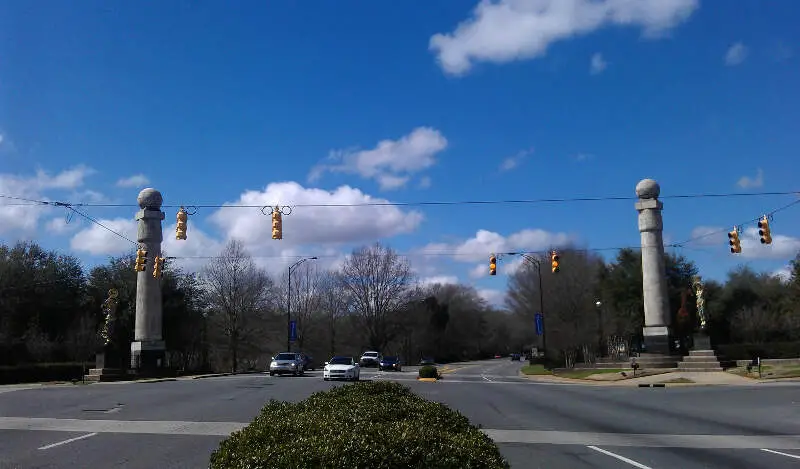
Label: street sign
xmin=289 ymin=320 xmax=298 ymax=342
xmin=534 ymin=313 xmax=543 ymax=336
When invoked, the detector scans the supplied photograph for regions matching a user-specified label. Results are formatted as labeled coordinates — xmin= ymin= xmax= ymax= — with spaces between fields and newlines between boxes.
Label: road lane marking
xmin=587 ymin=446 xmax=653 ymax=469
xmin=761 ymin=448 xmax=800 ymax=460
xmin=38 ymin=432 xmax=98 ymax=450
xmin=4 ymin=418 xmax=800 ymax=450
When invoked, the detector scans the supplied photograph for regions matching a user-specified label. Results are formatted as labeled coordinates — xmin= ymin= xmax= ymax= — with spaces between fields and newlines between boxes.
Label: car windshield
xmin=275 ymin=353 xmax=296 ymax=360
xmin=329 ymin=357 xmax=352 ymax=365
xmin=364 ymin=352 xmax=378 ymax=357
xmin=382 ymin=356 xmax=397 ymax=362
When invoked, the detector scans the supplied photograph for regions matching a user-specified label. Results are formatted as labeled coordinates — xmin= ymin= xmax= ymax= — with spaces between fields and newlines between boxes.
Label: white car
xmin=323 ymin=356 xmax=361 ymax=381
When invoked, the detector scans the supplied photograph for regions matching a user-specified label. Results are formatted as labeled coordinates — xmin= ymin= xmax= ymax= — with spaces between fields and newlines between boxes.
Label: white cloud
xmin=687 ymin=224 xmax=800 ymax=260
xmin=773 ymin=265 xmax=792 ymax=283
xmin=418 ymin=176 xmax=432 ymax=189
xmin=0 ymin=166 xmax=95 ymax=235
xmin=421 ymin=228 xmax=572 ymax=279
xmin=429 ymin=0 xmax=698 ymax=76
xmin=209 ymin=182 xmax=423 ymax=248
xmin=418 ymin=275 xmax=460 ymax=287
xmin=590 ymin=52 xmax=607 ymax=74
xmin=46 ymin=216 xmax=82 ymax=235
xmin=737 ymin=168 xmax=763 ymax=189
xmin=309 ymin=127 xmax=448 ymax=191
xmin=477 ymin=288 xmax=506 ymax=307
xmin=499 ymin=148 xmax=532 ymax=172
xmin=725 ymin=42 xmax=749 ymax=66
xmin=116 ymin=174 xmax=150 ymax=188
xmin=70 ymin=218 xmax=137 ymax=255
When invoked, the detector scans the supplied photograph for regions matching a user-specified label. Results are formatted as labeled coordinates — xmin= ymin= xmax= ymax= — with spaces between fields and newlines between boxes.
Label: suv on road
xmin=269 ymin=352 xmax=305 ymax=376
xmin=359 ymin=351 xmax=381 ymax=367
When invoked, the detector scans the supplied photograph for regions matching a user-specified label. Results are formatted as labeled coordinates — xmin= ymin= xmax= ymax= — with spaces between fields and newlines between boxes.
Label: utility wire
xmin=1 ymin=190 xmax=798 ymax=209
xmin=670 ymin=198 xmax=800 ymax=247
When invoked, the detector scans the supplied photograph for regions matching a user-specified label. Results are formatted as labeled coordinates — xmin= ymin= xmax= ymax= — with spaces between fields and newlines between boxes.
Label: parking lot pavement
xmin=2 ymin=371 xmax=800 ymax=468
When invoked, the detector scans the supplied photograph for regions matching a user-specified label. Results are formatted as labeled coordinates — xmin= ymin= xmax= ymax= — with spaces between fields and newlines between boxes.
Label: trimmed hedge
xmin=418 ymin=364 xmax=439 ymax=379
xmin=209 ymin=381 xmax=509 ymax=469
xmin=0 ymin=362 xmax=86 ymax=385
xmin=717 ymin=342 xmax=800 ymax=360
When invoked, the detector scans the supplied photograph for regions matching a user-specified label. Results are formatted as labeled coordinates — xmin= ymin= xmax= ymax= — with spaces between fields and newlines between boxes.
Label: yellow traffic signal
xmin=758 ymin=216 xmax=772 ymax=245
xmin=153 ymin=256 xmax=164 ymax=279
xmin=176 ymin=207 xmax=188 ymax=240
xmin=272 ymin=206 xmax=283 ymax=240
xmin=489 ymin=254 xmax=497 ymax=276
xmin=551 ymin=250 xmax=560 ymax=273
xmin=728 ymin=228 xmax=742 ymax=254
xmin=134 ymin=248 xmax=148 ymax=272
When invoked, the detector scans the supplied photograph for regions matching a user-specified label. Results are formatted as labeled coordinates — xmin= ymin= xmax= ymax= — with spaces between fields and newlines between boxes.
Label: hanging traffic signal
xmin=176 ymin=207 xmax=188 ymax=240
xmin=551 ymin=250 xmax=560 ymax=273
xmin=134 ymin=248 xmax=148 ymax=272
xmin=728 ymin=227 xmax=742 ymax=254
xmin=272 ymin=206 xmax=283 ymax=240
xmin=758 ymin=216 xmax=772 ymax=245
xmin=152 ymin=256 xmax=164 ymax=279
xmin=489 ymin=254 xmax=497 ymax=276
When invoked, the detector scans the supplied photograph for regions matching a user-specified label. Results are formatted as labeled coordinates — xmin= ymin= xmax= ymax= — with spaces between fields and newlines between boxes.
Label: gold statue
xmin=692 ymin=275 xmax=707 ymax=330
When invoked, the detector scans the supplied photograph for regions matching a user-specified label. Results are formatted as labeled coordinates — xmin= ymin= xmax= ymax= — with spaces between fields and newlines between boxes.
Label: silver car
xmin=269 ymin=352 xmax=305 ymax=376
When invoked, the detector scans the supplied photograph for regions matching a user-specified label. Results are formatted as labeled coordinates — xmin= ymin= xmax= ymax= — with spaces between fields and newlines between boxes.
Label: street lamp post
xmin=509 ymin=252 xmax=547 ymax=361
xmin=287 ymin=256 xmax=317 ymax=352
xmin=595 ymin=300 xmax=604 ymax=357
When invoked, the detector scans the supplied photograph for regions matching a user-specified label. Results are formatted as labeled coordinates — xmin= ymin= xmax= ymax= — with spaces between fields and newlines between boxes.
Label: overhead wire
xmin=1 ymin=190 xmax=798 ymax=261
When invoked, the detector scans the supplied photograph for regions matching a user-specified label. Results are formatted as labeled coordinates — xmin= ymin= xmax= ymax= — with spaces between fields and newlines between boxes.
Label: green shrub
xmin=0 ymin=362 xmax=86 ymax=385
xmin=209 ymin=381 xmax=509 ymax=469
xmin=717 ymin=342 xmax=800 ymax=360
xmin=418 ymin=364 xmax=439 ymax=379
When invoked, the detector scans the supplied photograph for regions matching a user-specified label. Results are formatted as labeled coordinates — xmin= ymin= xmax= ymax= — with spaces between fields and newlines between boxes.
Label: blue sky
xmin=1 ymin=0 xmax=799 ymax=305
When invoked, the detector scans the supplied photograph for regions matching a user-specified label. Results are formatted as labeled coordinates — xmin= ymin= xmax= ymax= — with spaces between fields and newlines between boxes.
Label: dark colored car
xmin=419 ymin=357 xmax=435 ymax=366
xmin=299 ymin=353 xmax=315 ymax=371
xmin=379 ymin=356 xmax=402 ymax=371
xmin=510 ymin=353 xmax=521 ymax=361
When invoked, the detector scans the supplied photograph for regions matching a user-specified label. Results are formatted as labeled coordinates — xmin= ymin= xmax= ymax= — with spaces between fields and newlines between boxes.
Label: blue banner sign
xmin=534 ymin=313 xmax=543 ymax=336
xmin=289 ymin=320 xmax=298 ymax=342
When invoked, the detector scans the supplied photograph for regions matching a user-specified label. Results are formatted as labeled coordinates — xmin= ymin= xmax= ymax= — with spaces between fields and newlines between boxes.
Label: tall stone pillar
xmin=130 ymin=188 xmax=166 ymax=372
xmin=635 ymin=179 xmax=672 ymax=355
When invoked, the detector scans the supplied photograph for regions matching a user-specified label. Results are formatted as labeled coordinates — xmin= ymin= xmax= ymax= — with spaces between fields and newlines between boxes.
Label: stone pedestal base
xmin=642 ymin=325 xmax=671 ymax=355
xmin=84 ymin=367 xmax=126 ymax=382
xmin=131 ymin=340 xmax=166 ymax=375
xmin=692 ymin=332 xmax=711 ymax=350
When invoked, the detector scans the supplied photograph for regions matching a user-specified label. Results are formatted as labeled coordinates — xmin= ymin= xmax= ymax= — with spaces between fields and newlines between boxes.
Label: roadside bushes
xmin=717 ymin=342 xmax=800 ymax=360
xmin=418 ymin=364 xmax=439 ymax=379
xmin=209 ymin=381 xmax=509 ymax=469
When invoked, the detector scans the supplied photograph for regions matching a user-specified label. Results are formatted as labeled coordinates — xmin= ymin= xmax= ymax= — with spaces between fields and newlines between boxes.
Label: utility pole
xmin=287 ymin=256 xmax=317 ymax=352
xmin=508 ymin=252 xmax=547 ymax=361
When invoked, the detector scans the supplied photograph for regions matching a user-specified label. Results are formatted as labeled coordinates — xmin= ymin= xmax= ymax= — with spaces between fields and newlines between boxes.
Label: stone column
xmin=635 ymin=179 xmax=672 ymax=355
xmin=130 ymin=188 xmax=166 ymax=372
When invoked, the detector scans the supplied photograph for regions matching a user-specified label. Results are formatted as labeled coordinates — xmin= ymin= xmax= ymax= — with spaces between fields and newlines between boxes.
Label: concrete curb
xmin=190 ymin=371 xmax=264 ymax=379
xmin=134 ymin=378 xmax=178 ymax=383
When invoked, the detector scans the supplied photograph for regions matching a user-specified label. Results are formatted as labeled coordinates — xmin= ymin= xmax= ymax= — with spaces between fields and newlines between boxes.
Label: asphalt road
xmin=1 ymin=359 xmax=800 ymax=468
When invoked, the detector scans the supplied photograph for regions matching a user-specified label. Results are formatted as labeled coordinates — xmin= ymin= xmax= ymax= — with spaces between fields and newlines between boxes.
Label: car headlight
xmin=290 ymin=363 xmax=296 ymax=368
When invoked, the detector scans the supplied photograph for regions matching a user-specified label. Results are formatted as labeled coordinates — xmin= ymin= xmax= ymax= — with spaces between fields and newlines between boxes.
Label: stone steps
xmin=677 ymin=349 xmax=723 ymax=372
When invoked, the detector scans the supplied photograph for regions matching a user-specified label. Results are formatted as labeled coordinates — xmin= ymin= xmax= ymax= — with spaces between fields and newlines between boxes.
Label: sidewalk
xmin=520 ymin=370 xmax=758 ymax=386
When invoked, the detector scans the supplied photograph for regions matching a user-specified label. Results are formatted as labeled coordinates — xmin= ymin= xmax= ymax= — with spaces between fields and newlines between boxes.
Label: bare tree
xmin=201 ymin=240 xmax=274 ymax=372
xmin=317 ymin=270 xmax=352 ymax=358
xmin=288 ymin=262 xmax=324 ymax=350
xmin=338 ymin=243 xmax=413 ymax=351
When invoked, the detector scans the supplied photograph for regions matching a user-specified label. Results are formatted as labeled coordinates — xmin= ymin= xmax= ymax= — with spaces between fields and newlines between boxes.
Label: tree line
xmin=1 ymin=240 xmax=799 ymax=373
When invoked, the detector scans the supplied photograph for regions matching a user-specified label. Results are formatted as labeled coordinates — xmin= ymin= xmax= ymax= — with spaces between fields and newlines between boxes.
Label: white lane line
xmin=587 ymin=446 xmax=653 ymax=469
xmin=38 ymin=432 xmax=98 ymax=450
xmin=482 ymin=375 xmax=493 ymax=382
xmin=761 ymin=448 xmax=800 ymax=460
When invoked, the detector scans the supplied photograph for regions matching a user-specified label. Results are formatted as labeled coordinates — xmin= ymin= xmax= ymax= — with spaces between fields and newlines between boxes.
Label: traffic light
xmin=758 ymin=216 xmax=772 ymax=245
xmin=176 ymin=207 xmax=188 ymax=240
xmin=728 ymin=227 xmax=742 ymax=254
xmin=272 ymin=206 xmax=283 ymax=240
xmin=551 ymin=250 xmax=560 ymax=273
xmin=489 ymin=254 xmax=497 ymax=276
xmin=134 ymin=248 xmax=148 ymax=272
xmin=152 ymin=256 xmax=164 ymax=279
